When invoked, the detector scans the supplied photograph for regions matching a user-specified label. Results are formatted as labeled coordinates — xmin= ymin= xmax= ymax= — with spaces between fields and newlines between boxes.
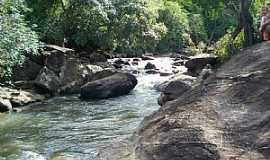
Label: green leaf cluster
xmin=0 ymin=0 xmax=40 ymax=81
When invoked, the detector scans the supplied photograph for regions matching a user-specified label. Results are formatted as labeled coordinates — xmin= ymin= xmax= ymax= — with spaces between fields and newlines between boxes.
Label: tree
xmin=0 ymin=0 xmax=40 ymax=81
xmin=231 ymin=0 xmax=254 ymax=47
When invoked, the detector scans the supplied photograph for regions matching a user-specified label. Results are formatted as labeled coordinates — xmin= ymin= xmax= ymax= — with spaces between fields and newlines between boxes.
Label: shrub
xmin=214 ymin=30 xmax=244 ymax=61
xmin=0 ymin=0 xmax=40 ymax=81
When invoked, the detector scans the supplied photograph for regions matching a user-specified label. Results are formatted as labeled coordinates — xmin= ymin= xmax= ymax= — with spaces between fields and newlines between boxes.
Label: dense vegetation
xmin=0 ymin=0 xmax=267 ymax=80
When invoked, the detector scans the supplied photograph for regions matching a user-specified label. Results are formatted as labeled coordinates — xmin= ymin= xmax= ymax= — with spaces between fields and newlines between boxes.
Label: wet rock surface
xmin=0 ymin=87 xmax=45 ymax=111
xmin=0 ymin=98 xmax=12 ymax=112
xmin=80 ymin=72 xmax=138 ymax=99
xmin=134 ymin=42 xmax=270 ymax=160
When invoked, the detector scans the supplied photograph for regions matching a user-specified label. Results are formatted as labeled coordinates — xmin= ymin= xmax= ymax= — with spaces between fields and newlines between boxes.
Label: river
xmin=0 ymin=57 xmax=186 ymax=160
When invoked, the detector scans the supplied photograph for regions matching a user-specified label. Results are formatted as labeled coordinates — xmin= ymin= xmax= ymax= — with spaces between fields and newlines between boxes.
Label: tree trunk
xmin=240 ymin=0 xmax=253 ymax=47
xmin=228 ymin=0 xmax=254 ymax=54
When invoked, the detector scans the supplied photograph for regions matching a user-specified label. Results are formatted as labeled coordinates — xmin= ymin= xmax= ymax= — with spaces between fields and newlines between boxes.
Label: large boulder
xmin=154 ymin=74 xmax=196 ymax=92
xmin=34 ymin=67 xmax=61 ymax=95
xmin=80 ymin=72 xmax=137 ymax=99
xmin=12 ymin=58 xmax=43 ymax=81
xmin=157 ymin=80 xmax=191 ymax=106
xmin=12 ymin=45 xmax=77 ymax=83
xmin=90 ymin=69 xmax=116 ymax=81
xmin=185 ymin=54 xmax=218 ymax=76
xmin=58 ymin=58 xmax=90 ymax=94
xmin=44 ymin=50 xmax=66 ymax=75
xmin=134 ymin=42 xmax=270 ymax=160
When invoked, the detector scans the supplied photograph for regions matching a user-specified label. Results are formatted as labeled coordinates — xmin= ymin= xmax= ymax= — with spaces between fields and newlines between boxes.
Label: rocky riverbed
xmin=98 ymin=42 xmax=270 ymax=160
xmin=0 ymin=44 xmax=221 ymax=160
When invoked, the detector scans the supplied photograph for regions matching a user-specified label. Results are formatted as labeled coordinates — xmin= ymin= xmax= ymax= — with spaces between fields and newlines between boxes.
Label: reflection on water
xmin=0 ymin=58 xmax=185 ymax=160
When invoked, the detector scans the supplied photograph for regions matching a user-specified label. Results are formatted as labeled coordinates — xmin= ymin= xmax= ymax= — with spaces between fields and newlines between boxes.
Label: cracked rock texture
xmin=134 ymin=42 xmax=270 ymax=160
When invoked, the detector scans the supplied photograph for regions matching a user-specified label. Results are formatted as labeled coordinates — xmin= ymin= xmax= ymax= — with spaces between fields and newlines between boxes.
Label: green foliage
xmin=214 ymin=30 xmax=244 ymax=61
xmin=156 ymin=1 xmax=190 ymax=52
xmin=26 ymin=0 xmax=167 ymax=54
xmin=1 ymin=0 xmax=264 ymax=64
xmin=0 ymin=0 xmax=40 ymax=81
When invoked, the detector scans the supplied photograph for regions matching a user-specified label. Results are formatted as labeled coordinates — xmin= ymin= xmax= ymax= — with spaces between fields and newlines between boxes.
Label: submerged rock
xmin=134 ymin=42 xmax=270 ymax=160
xmin=80 ymin=72 xmax=137 ymax=99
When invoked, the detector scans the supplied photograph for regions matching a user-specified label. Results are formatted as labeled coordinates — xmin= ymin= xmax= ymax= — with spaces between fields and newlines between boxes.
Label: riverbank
xmin=0 ymin=44 xmax=218 ymax=113
xmin=0 ymin=56 xmax=190 ymax=160
xmin=0 ymin=43 xmax=221 ymax=159
xmin=125 ymin=42 xmax=270 ymax=160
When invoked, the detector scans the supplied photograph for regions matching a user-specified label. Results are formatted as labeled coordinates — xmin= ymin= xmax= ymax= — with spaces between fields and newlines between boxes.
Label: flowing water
xmin=0 ymin=58 xmax=186 ymax=160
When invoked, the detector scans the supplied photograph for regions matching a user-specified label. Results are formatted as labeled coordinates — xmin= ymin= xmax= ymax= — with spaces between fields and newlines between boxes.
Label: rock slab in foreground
xmin=80 ymin=72 xmax=137 ymax=99
xmin=134 ymin=42 xmax=270 ymax=160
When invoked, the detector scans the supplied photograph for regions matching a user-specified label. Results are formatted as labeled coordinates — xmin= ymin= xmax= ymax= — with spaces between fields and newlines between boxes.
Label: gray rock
xmin=80 ymin=72 xmax=137 ymax=99
xmin=160 ymin=72 xmax=173 ymax=77
xmin=88 ymin=53 xmax=107 ymax=63
xmin=34 ymin=67 xmax=61 ymax=95
xmin=45 ymin=50 xmax=66 ymax=75
xmin=90 ymin=69 xmax=117 ymax=81
xmin=141 ymin=55 xmax=155 ymax=61
xmin=113 ymin=63 xmax=122 ymax=69
xmin=133 ymin=58 xmax=141 ymax=62
xmin=146 ymin=70 xmax=159 ymax=74
xmin=12 ymin=58 xmax=43 ymax=81
xmin=185 ymin=54 xmax=218 ymax=76
xmin=170 ymin=53 xmax=190 ymax=60
xmin=172 ymin=60 xmax=185 ymax=66
xmin=44 ymin=44 xmax=75 ymax=54
xmin=58 ymin=58 xmax=88 ymax=94
xmin=0 ymin=87 xmax=45 ymax=108
xmin=132 ymin=61 xmax=139 ymax=65
xmin=157 ymin=80 xmax=191 ymax=106
xmin=0 ymin=98 xmax=12 ymax=112
xmin=114 ymin=59 xmax=130 ymax=66
xmin=145 ymin=62 xmax=156 ymax=70
xmin=135 ymin=42 xmax=270 ymax=160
